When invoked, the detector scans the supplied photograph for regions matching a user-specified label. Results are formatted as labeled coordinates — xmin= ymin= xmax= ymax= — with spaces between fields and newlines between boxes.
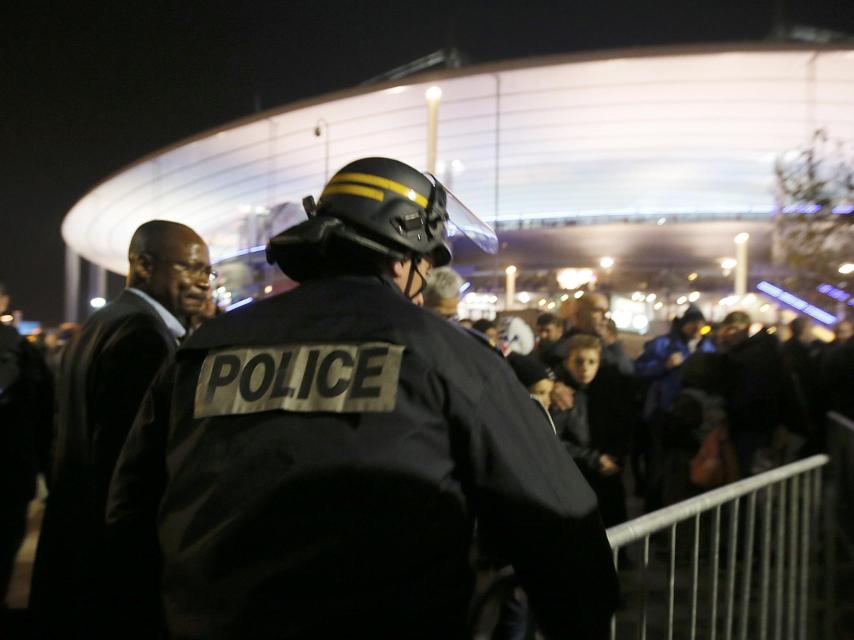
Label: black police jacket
xmin=107 ymin=275 xmax=619 ymax=639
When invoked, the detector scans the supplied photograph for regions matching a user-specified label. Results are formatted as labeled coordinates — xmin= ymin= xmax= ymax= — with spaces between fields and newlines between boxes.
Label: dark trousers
xmin=0 ymin=494 xmax=30 ymax=604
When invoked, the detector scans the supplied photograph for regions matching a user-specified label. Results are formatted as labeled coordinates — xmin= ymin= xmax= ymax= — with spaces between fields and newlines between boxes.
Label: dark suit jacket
xmin=31 ymin=289 xmax=178 ymax=635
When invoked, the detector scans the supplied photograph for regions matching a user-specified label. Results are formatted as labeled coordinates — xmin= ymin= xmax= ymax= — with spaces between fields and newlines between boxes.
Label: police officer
xmin=107 ymin=157 xmax=619 ymax=639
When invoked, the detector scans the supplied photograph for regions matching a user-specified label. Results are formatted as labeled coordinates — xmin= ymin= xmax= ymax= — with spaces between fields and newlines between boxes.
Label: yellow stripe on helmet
xmin=331 ymin=172 xmax=429 ymax=208
xmin=321 ymin=183 xmax=385 ymax=202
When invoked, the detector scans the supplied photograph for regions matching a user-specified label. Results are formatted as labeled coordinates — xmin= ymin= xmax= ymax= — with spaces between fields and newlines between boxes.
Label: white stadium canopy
xmin=62 ymin=43 xmax=854 ymax=274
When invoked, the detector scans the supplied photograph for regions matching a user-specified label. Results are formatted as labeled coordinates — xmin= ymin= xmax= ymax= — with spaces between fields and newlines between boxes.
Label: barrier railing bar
xmin=607 ymin=456 xmax=828 ymax=548
xmin=799 ymin=471 xmax=811 ymax=640
xmin=668 ymin=523 xmax=676 ymax=640
xmin=788 ymin=475 xmax=800 ymax=639
xmin=760 ymin=484 xmax=772 ymax=640
xmin=610 ymin=547 xmax=618 ymax=640
xmin=711 ymin=505 xmax=722 ymax=640
xmin=775 ymin=478 xmax=787 ymax=640
xmin=639 ymin=535 xmax=650 ymax=640
xmin=812 ymin=467 xmax=823 ymax=640
xmin=724 ymin=498 xmax=740 ymax=640
xmin=738 ymin=491 xmax=757 ymax=640
xmin=691 ymin=512 xmax=700 ymax=640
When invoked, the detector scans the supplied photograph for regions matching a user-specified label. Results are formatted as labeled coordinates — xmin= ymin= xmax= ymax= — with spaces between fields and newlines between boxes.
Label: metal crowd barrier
xmin=825 ymin=411 xmax=854 ymax=640
xmin=606 ymin=454 xmax=829 ymax=640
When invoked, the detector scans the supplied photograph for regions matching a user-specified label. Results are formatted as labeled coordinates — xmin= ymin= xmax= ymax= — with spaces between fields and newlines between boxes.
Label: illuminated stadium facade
xmin=62 ymin=43 xmax=854 ymax=324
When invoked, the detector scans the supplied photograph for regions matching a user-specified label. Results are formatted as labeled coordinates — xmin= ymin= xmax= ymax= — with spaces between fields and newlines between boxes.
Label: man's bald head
xmin=127 ymin=220 xmax=211 ymax=326
xmin=572 ymin=291 xmax=610 ymax=337
xmin=128 ymin=220 xmax=204 ymax=264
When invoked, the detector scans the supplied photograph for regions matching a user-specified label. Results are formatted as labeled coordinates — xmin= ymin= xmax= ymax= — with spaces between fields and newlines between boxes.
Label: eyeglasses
xmin=151 ymin=256 xmax=217 ymax=281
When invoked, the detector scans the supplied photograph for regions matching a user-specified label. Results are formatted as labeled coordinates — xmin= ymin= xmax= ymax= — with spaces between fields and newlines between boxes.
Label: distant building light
xmin=760 ymin=304 xmax=771 ymax=312
xmin=559 ymin=294 xmax=569 ymax=302
xmin=688 ymin=272 xmax=699 ymax=281
xmin=90 ymin=297 xmax=106 ymax=309
xmin=839 ymin=263 xmax=854 ymax=275
xmin=0 ymin=314 xmax=13 ymax=324
xmin=700 ymin=325 xmax=712 ymax=335
xmin=538 ymin=298 xmax=547 ymax=306
xmin=646 ymin=293 xmax=657 ymax=303
xmin=734 ymin=232 xmax=750 ymax=245
xmin=425 ymin=86 xmax=443 ymax=101
xmin=225 ymin=297 xmax=254 ymax=312
xmin=574 ymin=290 xmax=585 ymax=299
xmin=547 ymin=301 xmax=556 ymax=310
xmin=756 ymin=281 xmax=837 ymax=326
xmin=657 ymin=217 xmax=666 ymax=226
xmin=459 ymin=282 xmax=472 ymax=294
xmin=817 ymin=283 xmax=850 ymax=302
xmin=688 ymin=291 xmax=701 ymax=302
xmin=264 ymin=285 xmax=273 ymax=294
xmin=721 ymin=258 xmax=738 ymax=271
xmin=518 ymin=292 xmax=531 ymax=304
xmin=676 ymin=296 xmax=688 ymax=305
xmin=599 ymin=256 xmax=615 ymax=269
xmin=505 ymin=265 xmax=517 ymax=275
xmin=653 ymin=301 xmax=664 ymax=310
xmin=557 ymin=268 xmax=594 ymax=290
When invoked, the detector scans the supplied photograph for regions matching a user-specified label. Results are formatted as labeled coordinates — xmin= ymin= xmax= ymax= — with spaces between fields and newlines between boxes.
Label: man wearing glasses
xmin=31 ymin=220 xmax=211 ymax=637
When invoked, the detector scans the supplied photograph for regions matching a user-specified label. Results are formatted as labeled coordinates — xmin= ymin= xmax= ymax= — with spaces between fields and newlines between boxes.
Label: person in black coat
xmin=0 ymin=283 xmax=53 ymax=627
xmin=717 ymin=312 xmax=803 ymax=476
xmin=30 ymin=220 xmax=210 ymax=637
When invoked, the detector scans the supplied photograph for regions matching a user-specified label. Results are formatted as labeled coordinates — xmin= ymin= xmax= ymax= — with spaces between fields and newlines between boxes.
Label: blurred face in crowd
xmin=529 ymin=378 xmax=555 ymax=410
xmin=835 ymin=320 xmax=853 ymax=343
xmin=537 ymin=321 xmax=563 ymax=344
xmin=484 ymin=326 xmax=499 ymax=344
xmin=717 ymin=321 xmax=750 ymax=351
xmin=566 ymin=347 xmax=601 ymax=386
xmin=574 ymin=293 xmax=609 ymax=337
xmin=681 ymin=320 xmax=705 ymax=341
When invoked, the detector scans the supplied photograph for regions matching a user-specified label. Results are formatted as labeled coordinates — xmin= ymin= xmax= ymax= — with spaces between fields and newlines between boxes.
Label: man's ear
xmin=130 ymin=252 xmax=154 ymax=283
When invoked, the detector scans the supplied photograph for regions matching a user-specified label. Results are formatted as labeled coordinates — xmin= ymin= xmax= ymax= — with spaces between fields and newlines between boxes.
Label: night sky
xmin=3 ymin=0 xmax=853 ymax=325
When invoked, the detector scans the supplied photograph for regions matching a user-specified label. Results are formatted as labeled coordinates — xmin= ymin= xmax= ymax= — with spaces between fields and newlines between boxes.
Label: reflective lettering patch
xmin=194 ymin=343 xmax=404 ymax=418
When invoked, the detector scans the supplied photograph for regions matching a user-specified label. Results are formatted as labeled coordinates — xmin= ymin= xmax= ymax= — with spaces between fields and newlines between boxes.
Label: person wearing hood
xmin=635 ymin=305 xmax=715 ymax=417
xmin=634 ymin=306 xmax=715 ymax=509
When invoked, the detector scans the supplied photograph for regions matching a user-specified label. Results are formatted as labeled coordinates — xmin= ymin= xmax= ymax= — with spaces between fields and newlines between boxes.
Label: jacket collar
xmin=126 ymin=288 xmax=186 ymax=340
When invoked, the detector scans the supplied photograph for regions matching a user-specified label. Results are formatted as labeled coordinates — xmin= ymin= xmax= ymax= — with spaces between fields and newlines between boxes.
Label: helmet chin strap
xmin=402 ymin=256 xmax=426 ymax=301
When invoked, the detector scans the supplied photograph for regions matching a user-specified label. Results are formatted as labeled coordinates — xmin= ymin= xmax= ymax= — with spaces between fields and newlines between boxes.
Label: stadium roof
xmin=62 ymin=43 xmax=854 ymax=274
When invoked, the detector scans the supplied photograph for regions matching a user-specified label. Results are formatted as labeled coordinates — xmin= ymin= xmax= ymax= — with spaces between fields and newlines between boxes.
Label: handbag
xmin=689 ymin=424 xmax=739 ymax=488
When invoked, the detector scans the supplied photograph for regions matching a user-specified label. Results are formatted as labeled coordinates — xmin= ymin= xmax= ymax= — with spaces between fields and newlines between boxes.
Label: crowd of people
xmin=423 ymin=266 xmax=854 ymax=522
xmin=0 ymin=155 xmax=852 ymax=639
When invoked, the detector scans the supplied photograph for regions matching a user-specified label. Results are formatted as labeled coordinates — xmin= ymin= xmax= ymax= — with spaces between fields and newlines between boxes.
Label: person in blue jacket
xmin=634 ymin=306 xmax=715 ymax=509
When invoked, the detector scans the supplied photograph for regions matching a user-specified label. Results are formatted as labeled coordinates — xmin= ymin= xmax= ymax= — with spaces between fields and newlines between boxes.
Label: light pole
xmin=505 ymin=265 xmax=517 ymax=310
xmin=734 ymin=232 xmax=749 ymax=297
xmin=314 ymin=118 xmax=330 ymax=184
xmin=425 ymin=86 xmax=442 ymax=174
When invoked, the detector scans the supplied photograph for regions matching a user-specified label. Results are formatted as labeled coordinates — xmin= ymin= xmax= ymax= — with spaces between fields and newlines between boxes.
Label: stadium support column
xmin=88 ymin=261 xmax=107 ymax=311
xmin=505 ymin=265 xmax=517 ymax=311
xmin=65 ymin=245 xmax=80 ymax=322
xmin=425 ymin=86 xmax=442 ymax=174
xmin=734 ymin=232 xmax=749 ymax=297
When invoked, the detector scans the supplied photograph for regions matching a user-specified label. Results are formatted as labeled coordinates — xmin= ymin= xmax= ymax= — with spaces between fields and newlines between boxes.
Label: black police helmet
xmin=267 ymin=157 xmax=452 ymax=281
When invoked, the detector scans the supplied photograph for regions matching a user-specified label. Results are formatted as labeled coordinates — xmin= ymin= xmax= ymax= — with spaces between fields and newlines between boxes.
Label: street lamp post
xmin=505 ymin=265 xmax=517 ymax=310
xmin=734 ymin=232 xmax=750 ymax=297
xmin=425 ymin=86 xmax=442 ymax=174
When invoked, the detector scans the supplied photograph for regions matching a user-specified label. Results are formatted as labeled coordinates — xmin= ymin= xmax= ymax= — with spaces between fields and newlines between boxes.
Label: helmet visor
xmin=425 ymin=174 xmax=498 ymax=255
